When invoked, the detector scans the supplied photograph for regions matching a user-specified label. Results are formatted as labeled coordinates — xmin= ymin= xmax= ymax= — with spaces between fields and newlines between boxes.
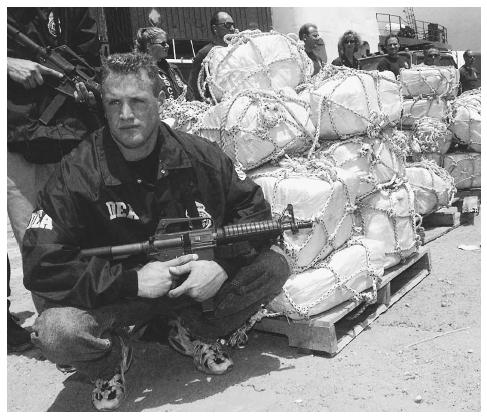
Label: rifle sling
xmin=39 ymin=93 xmax=67 ymax=125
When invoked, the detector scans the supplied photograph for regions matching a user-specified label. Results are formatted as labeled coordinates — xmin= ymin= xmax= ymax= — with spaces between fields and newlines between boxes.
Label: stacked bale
xmin=158 ymin=30 xmax=468 ymax=322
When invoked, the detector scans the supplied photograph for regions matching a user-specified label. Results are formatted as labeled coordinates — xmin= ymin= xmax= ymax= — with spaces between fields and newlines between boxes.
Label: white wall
xmin=271 ymin=7 xmax=381 ymax=62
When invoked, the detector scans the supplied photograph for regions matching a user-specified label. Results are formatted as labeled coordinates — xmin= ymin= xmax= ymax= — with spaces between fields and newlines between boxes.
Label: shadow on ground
xmin=46 ymin=331 xmax=310 ymax=411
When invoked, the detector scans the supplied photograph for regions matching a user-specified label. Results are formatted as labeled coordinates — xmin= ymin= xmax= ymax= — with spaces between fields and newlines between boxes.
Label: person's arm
xmin=22 ymin=165 xmax=138 ymax=309
xmin=376 ymin=58 xmax=389 ymax=72
xmin=188 ymin=47 xmax=209 ymax=101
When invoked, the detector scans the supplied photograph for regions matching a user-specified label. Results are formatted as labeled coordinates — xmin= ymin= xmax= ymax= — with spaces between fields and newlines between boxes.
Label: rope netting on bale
xmin=405 ymin=160 xmax=457 ymax=215
xmin=317 ymin=134 xmax=407 ymax=200
xmin=159 ymin=93 xmax=211 ymax=133
xmin=449 ymin=88 xmax=481 ymax=152
xmin=412 ymin=117 xmax=453 ymax=155
xmin=198 ymin=30 xmax=313 ymax=104
xmin=401 ymin=97 xmax=451 ymax=129
xmin=194 ymin=88 xmax=315 ymax=171
xmin=443 ymin=152 xmax=481 ymax=190
xmin=355 ymin=181 xmax=421 ymax=269
xmin=248 ymin=159 xmax=359 ymax=273
xmin=266 ymin=237 xmax=386 ymax=320
xmin=399 ymin=66 xmax=459 ymax=99
xmin=298 ymin=68 xmax=402 ymax=152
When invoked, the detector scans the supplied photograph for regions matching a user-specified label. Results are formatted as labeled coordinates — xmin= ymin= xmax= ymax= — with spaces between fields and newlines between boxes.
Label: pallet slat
xmin=255 ymin=248 xmax=431 ymax=355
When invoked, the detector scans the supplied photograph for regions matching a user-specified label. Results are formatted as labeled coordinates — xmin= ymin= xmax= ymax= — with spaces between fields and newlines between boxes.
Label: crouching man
xmin=22 ymin=52 xmax=290 ymax=411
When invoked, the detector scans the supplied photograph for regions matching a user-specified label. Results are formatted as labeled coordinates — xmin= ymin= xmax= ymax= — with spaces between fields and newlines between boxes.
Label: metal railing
xmin=376 ymin=13 xmax=447 ymax=43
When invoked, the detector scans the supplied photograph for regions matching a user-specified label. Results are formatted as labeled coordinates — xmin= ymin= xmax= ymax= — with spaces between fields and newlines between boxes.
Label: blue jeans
xmin=31 ymin=249 xmax=289 ymax=380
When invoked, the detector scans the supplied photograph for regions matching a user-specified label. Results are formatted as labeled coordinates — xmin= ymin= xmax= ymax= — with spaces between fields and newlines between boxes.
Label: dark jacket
xmin=188 ymin=42 xmax=216 ymax=101
xmin=22 ymin=123 xmax=272 ymax=309
xmin=7 ymin=8 xmax=102 ymax=163
xmin=158 ymin=59 xmax=194 ymax=101
xmin=331 ymin=55 xmax=359 ymax=69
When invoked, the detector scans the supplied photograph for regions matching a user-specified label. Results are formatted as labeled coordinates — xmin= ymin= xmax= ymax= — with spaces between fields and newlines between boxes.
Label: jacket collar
xmin=95 ymin=122 xmax=192 ymax=186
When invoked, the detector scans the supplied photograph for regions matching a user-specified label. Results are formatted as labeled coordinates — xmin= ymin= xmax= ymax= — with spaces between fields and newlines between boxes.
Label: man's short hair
xmin=101 ymin=53 xmax=162 ymax=96
xmin=298 ymin=23 xmax=317 ymax=40
xmin=383 ymin=34 xmax=400 ymax=49
xmin=210 ymin=11 xmax=231 ymax=34
xmin=463 ymin=49 xmax=473 ymax=59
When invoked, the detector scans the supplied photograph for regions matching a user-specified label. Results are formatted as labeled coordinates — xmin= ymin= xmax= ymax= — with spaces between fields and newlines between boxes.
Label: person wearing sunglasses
xmin=376 ymin=34 xmax=410 ymax=77
xmin=135 ymin=27 xmax=194 ymax=101
xmin=188 ymin=11 xmax=236 ymax=101
xmin=459 ymin=49 xmax=480 ymax=94
xmin=299 ymin=23 xmax=327 ymax=76
xmin=331 ymin=30 xmax=361 ymax=69
xmin=422 ymin=46 xmax=440 ymax=66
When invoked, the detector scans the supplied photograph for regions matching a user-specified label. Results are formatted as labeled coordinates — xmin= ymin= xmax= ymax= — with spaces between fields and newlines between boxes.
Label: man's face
xmin=102 ymin=70 xmax=160 ymax=158
xmin=424 ymin=48 xmax=440 ymax=65
xmin=304 ymin=26 xmax=322 ymax=51
xmin=385 ymin=37 xmax=399 ymax=56
xmin=213 ymin=13 xmax=235 ymax=43
xmin=465 ymin=52 xmax=475 ymax=67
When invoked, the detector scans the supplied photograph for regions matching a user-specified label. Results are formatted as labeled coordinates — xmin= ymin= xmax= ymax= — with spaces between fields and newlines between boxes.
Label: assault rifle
xmin=7 ymin=22 xmax=101 ymax=125
xmin=81 ymin=204 xmax=313 ymax=312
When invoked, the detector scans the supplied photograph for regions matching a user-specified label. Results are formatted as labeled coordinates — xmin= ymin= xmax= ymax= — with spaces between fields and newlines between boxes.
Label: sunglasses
xmin=151 ymin=41 xmax=170 ymax=47
xmin=428 ymin=54 xmax=439 ymax=58
xmin=344 ymin=40 xmax=356 ymax=45
xmin=215 ymin=22 xmax=234 ymax=29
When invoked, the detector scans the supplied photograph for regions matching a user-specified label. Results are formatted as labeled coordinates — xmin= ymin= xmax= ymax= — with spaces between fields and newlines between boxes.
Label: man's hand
xmin=137 ymin=254 xmax=198 ymax=298
xmin=7 ymin=57 xmax=63 ymax=89
xmin=168 ymin=260 xmax=228 ymax=302
xmin=74 ymin=81 xmax=97 ymax=106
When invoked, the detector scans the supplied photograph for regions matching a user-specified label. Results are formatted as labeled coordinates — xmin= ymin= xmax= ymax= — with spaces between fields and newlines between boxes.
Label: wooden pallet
xmin=255 ymin=248 xmax=431 ymax=356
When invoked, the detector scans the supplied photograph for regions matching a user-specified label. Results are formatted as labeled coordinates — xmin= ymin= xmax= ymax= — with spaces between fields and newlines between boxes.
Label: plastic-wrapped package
xmin=198 ymin=30 xmax=312 ymax=103
xmin=195 ymin=88 xmax=314 ymax=171
xmin=266 ymin=237 xmax=385 ymax=320
xmin=299 ymin=69 xmax=402 ymax=141
xmin=249 ymin=160 xmax=359 ymax=272
xmin=443 ymin=152 xmax=481 ymax=190
xmin=399 ymin=66 xmax=459 ymax=98
xmin=449 ymin=89 xmax=481 ymax=152
xmin=159 ymin=96 xmax=211 ymax=133
xmin=406 ymin=160 xmax=456 ymax=215
xmin=401 ymin=97 xmax=450 ymax=128
xmin=412 ymin=117 xmax=453 ymax=154
xmin=356 ymin=182 xmax=420 ymax=269
xmin=318 ymin=135 xmax=406 ymax=199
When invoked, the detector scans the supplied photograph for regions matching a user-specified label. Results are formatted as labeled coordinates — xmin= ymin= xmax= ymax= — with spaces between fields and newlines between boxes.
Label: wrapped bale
xmin=401 ymin=97 xmax=450 ymax=128
xmin=412 ymin=152 xmax=444 ymax=165
xmin=412 ymin=117 xmax=453 ymax=154
xmin=199 ymin=30 xmax=312 ymax=103
xmin=299 ymin=69 xmax=402 ymax=142
xmin=195 ymin=88 xmax=314 ymax=171
xmin=318 ymin=134 xmax=406 ymax=199
xmin=356 ymin=182 xmax=420 ymax=269
xmin=443 ymin=152 xmax=481 ymax=190
xmin=266 ymin=237 xmax=385 ymax=320
xmin=249 ymin=160 xmax=359 ymax=272
xmin=400 ymin=66 xmax=459 ymax=98
xmin=406 ymin=160 xmax=456 ymax=215
xmin=449 ymin=89 xmax=481 ymax=152
xmin=159 ymin=96 xmax=211 ymax=133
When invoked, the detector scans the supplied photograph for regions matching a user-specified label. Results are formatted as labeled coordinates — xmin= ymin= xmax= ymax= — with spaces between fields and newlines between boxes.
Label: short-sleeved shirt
xmin=377 ymin=55 xmax=410 ymax=77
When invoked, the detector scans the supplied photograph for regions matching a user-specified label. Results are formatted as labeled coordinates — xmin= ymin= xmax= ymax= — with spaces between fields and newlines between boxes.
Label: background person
xmin=7 ymin=7 xmax=102 ymax=350
xmin=376 ymin=34 xmax=410 ymax=77
xmin=459 ymin=49 xmax=480 ymax=93
xmin=298 ymin=23 xmax=327 ymax=76
xmin=135 ymin=26 xmax=194 ymax=101
xmin=423 ymin=45 xmax=440 ymax=66
xmin=22 ymin=52 xmax=290 ymax=411
xmin=188 ymin=11 xmax=236 ymax=101
xmin=331 ymin=30 xmax=361 ymax=69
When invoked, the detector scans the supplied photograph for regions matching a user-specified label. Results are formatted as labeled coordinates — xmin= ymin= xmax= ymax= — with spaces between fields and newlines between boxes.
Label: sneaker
xmin=91 ymin=336 xmax=133 ymax=411
xmin=7 ymin=313 xmax=33 ymax=353
xmin=56 ymin=364 xmax=77 ymax=374
xmin=167 ymin=317 xmax=233 ymax=375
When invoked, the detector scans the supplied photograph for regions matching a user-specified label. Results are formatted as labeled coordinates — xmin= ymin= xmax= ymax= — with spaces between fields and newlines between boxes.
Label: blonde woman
xmin=135 ymin=27 xmax=194 ymax=100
